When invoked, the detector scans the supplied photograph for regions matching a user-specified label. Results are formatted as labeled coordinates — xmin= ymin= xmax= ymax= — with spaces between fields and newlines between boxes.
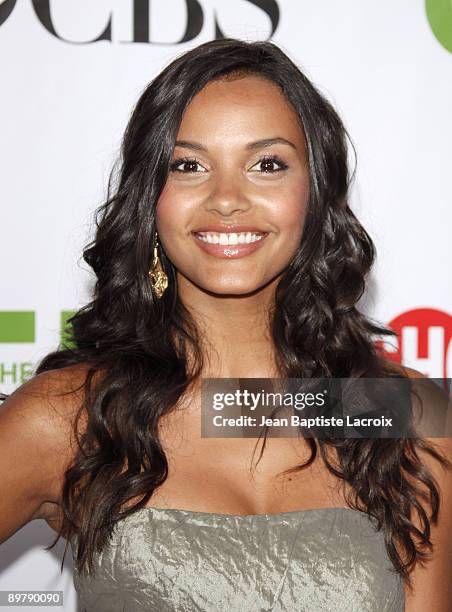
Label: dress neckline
xmin=69 ymin=506 xmax=373 ymax=551
xmin=123 ymin=505 xmax=363 ymax=521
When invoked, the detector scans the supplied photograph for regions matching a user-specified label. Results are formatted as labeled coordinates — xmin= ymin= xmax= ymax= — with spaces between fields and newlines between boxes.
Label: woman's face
xmin=156 ymin=74 xmax=310 ymax=296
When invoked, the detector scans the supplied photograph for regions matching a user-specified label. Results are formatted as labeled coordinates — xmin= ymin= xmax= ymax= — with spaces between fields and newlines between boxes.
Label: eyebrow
xmin=174 ymin=137 xmax=297 ymax=152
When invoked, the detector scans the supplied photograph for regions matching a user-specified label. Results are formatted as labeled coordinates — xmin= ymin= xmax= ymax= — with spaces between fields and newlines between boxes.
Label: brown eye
xmin=180 ymin=161 xmax=198 ymax=173
xmin=260 ymin=159 xmax=277 ymax=172
xmin=170 ymin=157 xmax=207 ymax=173
xmin=250 ymin=155 xmax=289 ymax=173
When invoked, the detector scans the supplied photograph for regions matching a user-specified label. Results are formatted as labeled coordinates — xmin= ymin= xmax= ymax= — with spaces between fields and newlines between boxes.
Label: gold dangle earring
xmin=149 ymin=231 xmax=168 ymax=299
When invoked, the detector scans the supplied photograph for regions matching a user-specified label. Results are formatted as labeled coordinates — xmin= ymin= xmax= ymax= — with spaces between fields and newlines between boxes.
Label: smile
xmin=192 ymin=231 xmax=269 ymax=259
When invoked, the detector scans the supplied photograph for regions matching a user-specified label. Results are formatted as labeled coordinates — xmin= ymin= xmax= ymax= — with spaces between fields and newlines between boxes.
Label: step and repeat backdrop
xmin=1 ymin=1 xmax=451 ymax=610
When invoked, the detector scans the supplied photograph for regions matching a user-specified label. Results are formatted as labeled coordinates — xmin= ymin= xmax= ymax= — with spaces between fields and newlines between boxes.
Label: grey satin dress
xmin=70 ymin=506 xmax=405 ymax=611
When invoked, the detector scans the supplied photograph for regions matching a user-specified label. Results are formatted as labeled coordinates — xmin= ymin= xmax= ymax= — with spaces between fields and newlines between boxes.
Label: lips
xmin=191 ymin=229 xmax=269 ymax=259
xmin=192 ymin=224 xmax=267 ymax=233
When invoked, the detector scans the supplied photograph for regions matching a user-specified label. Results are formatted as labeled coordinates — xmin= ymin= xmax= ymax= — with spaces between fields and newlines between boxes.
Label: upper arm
xmin=0 ymin=365 xmax=89 ymax=544
xmin=404 ymin=435 xmax=452 ymax=611
xmin=395 ymin=366 xmax=452 ymax=611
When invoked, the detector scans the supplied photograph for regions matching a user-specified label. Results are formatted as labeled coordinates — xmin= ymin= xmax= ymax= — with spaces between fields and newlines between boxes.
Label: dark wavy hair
xmin=6 ymin=38 xmax=449 ymax=587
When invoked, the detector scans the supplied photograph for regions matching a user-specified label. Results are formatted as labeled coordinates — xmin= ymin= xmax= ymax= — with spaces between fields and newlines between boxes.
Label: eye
xmin=249 ymin=155 xmax=289 ymax=174
xmin=169 ymin=156 xmax=207 ymax=173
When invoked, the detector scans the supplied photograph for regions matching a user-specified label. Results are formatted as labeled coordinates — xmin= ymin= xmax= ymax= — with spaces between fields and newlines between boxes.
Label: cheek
xmin=154 ymin=185 xmax=199 ymax=268
xmin=155 ymin=184 xmax=194 ymax=236
xmin=155 ymin=186 xmax=179 ymax=230
xmin=270 ymin=183 xmax=309 ymax=243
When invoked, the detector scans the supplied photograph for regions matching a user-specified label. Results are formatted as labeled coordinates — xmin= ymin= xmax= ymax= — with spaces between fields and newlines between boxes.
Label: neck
xmin=176 ymin=273 xmax=280 ymax=379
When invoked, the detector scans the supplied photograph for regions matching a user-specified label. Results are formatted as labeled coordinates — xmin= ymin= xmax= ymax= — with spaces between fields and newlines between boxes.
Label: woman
xmin=0 ymin=39 xmax=451 ymax=611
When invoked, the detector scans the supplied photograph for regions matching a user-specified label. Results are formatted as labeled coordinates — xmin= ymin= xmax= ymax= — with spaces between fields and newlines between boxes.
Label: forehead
xmin=176 ymin=74 xmax=305 ymax=147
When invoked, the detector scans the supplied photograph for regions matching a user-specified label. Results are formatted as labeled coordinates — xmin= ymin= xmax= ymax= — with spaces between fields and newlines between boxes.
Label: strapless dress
xmin=70 ymin=506 xmax=405 ymax=611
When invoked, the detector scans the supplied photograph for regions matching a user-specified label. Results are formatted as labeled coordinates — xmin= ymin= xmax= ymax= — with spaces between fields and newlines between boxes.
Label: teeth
xmin=196 ymin=232 xmax=264 ymax=245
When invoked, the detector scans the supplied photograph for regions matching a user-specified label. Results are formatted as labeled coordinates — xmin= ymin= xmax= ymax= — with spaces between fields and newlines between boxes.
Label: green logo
xmin=426 ymin=0 xmax=452 ymax=53
xmin=0 ymin=310 xmax=76 ymax=385
xmin=0 ymin=311 xmax=35 ymax=343
xmin=60 ymin=310 xmax=76 ymax=349
xmin=0 ymin=310 xmax=75 ymax=347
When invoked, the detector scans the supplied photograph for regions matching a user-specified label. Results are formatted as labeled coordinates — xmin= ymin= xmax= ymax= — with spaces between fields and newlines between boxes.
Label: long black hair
xmin=9 ymin=38 xmax=449 ymax=586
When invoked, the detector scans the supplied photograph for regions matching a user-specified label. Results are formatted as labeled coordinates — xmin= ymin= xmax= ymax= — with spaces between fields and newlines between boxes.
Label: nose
xmin=205 ymin=175 xmax=252 ymax=217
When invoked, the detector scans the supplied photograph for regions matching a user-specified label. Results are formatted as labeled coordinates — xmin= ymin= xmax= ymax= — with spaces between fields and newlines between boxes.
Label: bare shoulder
xmin=0 ymin=363 xmax=97 ymax=542
xmin=380 ymin=358 xmax=427 ymax=379
xmin=381 ymin=355 xmax=452 ymax=463
xmin=382 ymin=359 xmax=451 ymax=438
xmin=2 ymin=363 xmax=94 ymax=444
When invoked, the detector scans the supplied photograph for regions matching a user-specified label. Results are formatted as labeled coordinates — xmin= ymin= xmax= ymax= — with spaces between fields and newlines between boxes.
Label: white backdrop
xmin=1 ymin=1 xmax=451 ymax=610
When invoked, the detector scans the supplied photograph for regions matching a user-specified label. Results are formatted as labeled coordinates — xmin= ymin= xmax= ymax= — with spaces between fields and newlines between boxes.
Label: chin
xmin=200 ymin=281 xmax=267 ymax=297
